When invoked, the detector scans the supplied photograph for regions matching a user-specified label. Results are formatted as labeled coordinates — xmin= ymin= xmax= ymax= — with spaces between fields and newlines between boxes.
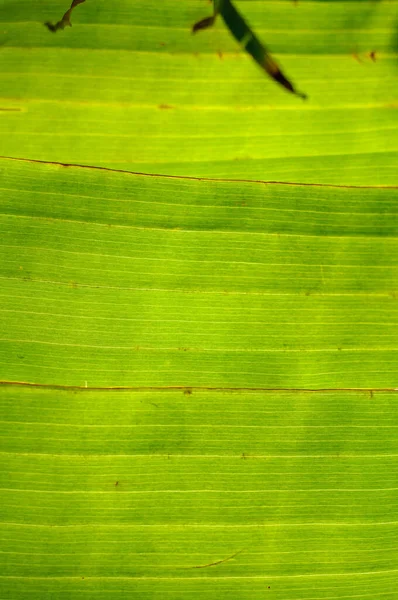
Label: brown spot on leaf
xmin=158 ymin=104 xmax=174 ymax=110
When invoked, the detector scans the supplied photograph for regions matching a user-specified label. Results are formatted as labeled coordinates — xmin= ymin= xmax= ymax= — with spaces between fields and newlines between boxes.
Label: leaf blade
xmin=1 ymin=157 xmax=397 ymax=390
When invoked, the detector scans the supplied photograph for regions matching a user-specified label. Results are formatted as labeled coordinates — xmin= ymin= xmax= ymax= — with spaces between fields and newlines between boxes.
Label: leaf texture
xmin=0 ymin=384 xmax=398 ymax=599
xmin=0 ymin=1 xmax=398 ymax=598
xmin=0 ymin=150 xmax=397 ymax=600
xmin=0 ymin=0 xmax=397 ymax=183
xmin=0 ymin=157 xmax=397 ymax=388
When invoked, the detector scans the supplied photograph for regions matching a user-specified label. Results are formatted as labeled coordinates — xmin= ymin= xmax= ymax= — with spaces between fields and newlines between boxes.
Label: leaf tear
xmin=187 ymin=549 xmax=244 ymax=569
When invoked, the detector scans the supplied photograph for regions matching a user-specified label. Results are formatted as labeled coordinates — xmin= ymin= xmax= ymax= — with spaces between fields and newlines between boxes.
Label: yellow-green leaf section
xmin=0 ymin=386 xmax=397 ymax=599
xmin=0 ymin=0 xmax=398 ymax=183
xmin=1 ymin=157 xmax=397 ymax=389
xmin=1 ymin=1 xmax=398 ymax=598
xmin=0 ymin=156 xmax=397 ymax=599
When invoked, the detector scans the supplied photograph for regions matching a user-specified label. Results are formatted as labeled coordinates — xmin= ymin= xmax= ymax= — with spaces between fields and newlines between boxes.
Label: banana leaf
xmin=0 ymin=1 xmax=397 ymax=599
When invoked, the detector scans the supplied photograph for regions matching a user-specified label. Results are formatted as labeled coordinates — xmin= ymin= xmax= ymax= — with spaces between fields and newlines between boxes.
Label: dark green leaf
xmin=193 ymin=0 xmax=306 ymax=98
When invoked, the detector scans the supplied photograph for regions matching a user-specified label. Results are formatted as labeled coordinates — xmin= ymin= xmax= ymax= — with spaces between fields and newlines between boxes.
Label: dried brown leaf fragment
xmin=45 ymin=0 xmax=86 ymax=32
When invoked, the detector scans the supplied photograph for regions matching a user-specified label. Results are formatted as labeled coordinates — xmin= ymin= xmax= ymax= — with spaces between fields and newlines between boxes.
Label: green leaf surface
xmin=1 ymin=2 xmax=398 ymax=599
xmin=0 ymin=385 xmax=398 ymax=600
xmin=0 ymin=0 xmax=398 ymax=183
xmin=1 ymin=157 xmax=397 ymax=389
xmin=0 ymin=156 xmax=398 ymax=598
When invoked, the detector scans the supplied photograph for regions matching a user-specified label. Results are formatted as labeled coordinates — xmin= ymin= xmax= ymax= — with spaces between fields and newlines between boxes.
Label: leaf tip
xmin=44 ymin=18 xmax=71 ymax=33
xmin=192 ymin=16 xmax=216 ymax=34
xmin=44 ymin=21 xmax=58 ymax=33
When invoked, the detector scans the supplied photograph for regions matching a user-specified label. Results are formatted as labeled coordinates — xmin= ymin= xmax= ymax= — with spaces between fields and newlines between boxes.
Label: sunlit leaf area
xmin=0 ymin=2 xmax=397 ymax=599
